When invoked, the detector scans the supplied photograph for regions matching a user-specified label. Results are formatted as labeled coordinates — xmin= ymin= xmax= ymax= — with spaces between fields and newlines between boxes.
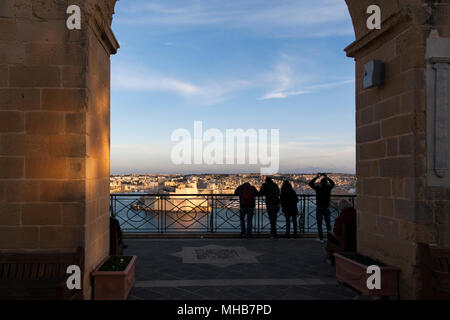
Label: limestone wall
xmin=346 ymin=0 xmax=450 ymax=298
xmin=0 ymin=0 xmax=118 ymax=298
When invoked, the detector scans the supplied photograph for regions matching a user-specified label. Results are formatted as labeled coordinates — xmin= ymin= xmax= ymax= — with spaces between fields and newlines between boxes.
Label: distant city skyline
xmin=110 ymin=0 xmax=356 ymax=174
xmin=110 ymin=172 xmax=356 ymax=195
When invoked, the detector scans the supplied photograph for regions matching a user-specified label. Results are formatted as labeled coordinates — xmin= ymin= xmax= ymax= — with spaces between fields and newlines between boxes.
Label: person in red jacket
xmin=234 ymin=182 xmax=259 ymax=238
xmin=326 ymin=200 xmax=357 ymax=265
xmin=333 ymin=201 xmax=357 ymax=240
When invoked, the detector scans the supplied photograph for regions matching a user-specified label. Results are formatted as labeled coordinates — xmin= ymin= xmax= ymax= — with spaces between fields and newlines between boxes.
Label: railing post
xmin=210 ymin=195 xmax=214 ymax=233
xmin=259 ymin=196 xmax=262 ymax=234
xmin=158 ymin=195 xmax=162 ymax=233
xmin=110 ymin=195 xmax=115 ymax=218
xmin=164 ymin=195 xmax=167 ymax=234
xmin=304 ymin=195 xmax=307 ymax=233
xmin=160 ymin=195 xmax=164 ymax=233
xmin=256 ymin=196 xmax=260 ymax=233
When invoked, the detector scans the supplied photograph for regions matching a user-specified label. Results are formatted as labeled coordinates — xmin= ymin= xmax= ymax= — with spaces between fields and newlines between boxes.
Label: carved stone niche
xmin=426 ymin=30 xmax=450 ymax=187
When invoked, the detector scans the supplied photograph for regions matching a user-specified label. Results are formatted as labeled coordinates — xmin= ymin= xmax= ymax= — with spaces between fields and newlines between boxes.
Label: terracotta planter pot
xmin=92 ymin=256 xmax=137 ymax=300
xmin=334 ymin=253 xmax=399 ymax=297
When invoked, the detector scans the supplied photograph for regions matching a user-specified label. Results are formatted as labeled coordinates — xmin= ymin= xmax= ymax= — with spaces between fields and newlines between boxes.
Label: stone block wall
xmin=0 ymin=0 xmax=118 ymax=298
xmin=346 ymin=0 xmax=450 ymax=298
xmin=83 ymin=18 xmax=114 ymax=296
xmin=0 ymin=0 xmax=87 ymax=251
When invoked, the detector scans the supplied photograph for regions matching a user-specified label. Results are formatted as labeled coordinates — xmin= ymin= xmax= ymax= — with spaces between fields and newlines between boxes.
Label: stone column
xmin=0 ymin=0 xmax=118 ymax=299
xmin=426 ymin=31 xmax=450 ymax=249
xmin=345 ymin=0 xmax=450 ymax=298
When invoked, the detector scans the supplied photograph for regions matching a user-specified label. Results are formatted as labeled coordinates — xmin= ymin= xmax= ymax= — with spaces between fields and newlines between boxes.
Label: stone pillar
xmin=425 ymin=30 xmax=450 ymax=248
xmin=345 ymin=0 xmax=450 ymax=298
xmin=0 ymin=0 xmax=118 ymax=299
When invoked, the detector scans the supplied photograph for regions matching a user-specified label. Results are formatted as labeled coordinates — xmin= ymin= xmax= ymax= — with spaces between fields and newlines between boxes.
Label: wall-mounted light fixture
xmin=363 ymin=60 xmax=385 ymax=89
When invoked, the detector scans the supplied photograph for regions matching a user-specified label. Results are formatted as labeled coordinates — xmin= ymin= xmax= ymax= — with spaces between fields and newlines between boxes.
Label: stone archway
xmin=0 ymin=0 xmax=448 ymax=299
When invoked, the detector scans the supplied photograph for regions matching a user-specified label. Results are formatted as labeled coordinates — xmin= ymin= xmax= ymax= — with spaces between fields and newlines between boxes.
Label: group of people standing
xmin=234 ymin=173 xmax=336 ymax=240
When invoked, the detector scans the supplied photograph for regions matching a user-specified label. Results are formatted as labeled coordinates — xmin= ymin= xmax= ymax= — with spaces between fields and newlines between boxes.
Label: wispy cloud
xmin=260 ymin=53 xmax=354 ymax=100
xmin=115 ymin=0 xmax=353 ymax=38
xmin=112 ymin=52 xmax=354 ymax=104
xmin=112 ymin=63 xmax=253 ymax=105
xmin=260 ymin=79 xmax=354 ymax=100
xmin=112 ymin=66 xmax=200 ymax=95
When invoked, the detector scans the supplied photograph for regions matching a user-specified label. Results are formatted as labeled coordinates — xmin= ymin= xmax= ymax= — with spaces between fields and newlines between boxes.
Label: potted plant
xmin=92 ymin=255 xmax=137 ymax=300
xmin=334 ymin=252 xmax=400 ymax=297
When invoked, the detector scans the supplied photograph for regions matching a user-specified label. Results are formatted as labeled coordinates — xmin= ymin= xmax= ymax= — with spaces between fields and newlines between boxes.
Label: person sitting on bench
xmin=110 ymin=216 xmax=127 ymax=255
xmin=326 ymin=200 xmax=357 ymax=265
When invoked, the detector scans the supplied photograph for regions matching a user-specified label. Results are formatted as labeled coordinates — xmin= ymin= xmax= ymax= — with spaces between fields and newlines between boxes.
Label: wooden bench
xmin=418 ymin=242 xmax=450 ymax=300
xmin=0 ymin=247 xmax=84 ymax=300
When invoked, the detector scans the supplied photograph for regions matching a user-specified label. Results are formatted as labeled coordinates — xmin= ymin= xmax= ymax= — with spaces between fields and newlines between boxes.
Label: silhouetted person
xmin=280 ymin=180 xmax=299 ymax=238
xmin=110 ymin=216 xmax=127 ymax=255
xmin=333 ymin=200 xmax=356 ymax=246
xmin=308 ymin=173 xmax=335 ymax=242
xmin=234 ymin=182 xmax=259 ymax=238
xmin=259 ymin=177 xmax=280 ymax=239
xmin=326 ymin=199 xmax=357 ymax=265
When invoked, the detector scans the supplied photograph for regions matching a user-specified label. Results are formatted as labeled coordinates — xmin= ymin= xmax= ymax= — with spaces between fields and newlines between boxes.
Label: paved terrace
xmin=124 ymin=238 xmax=358 ymax=300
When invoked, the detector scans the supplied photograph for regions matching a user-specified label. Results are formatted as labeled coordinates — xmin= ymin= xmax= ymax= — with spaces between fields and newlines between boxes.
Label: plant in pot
xmin=92 ymin=255 xmax=137 ymax=300
xmin=334 ymin=252 xmax=400 ymax=298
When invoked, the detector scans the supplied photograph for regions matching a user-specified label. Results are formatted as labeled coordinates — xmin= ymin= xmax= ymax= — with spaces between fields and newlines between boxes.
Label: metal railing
xmin=110 ymin=193 xmax=356 ymax=234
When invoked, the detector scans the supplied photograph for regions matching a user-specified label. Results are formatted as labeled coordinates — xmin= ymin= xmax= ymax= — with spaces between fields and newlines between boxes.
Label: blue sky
xmin=110 ymin=0 xmax=356 ymax=174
